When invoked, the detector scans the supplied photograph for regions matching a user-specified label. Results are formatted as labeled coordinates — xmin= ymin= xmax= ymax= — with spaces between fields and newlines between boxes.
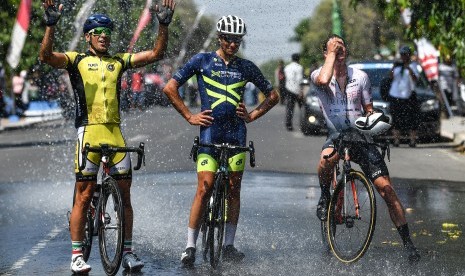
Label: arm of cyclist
xmin=314 ymin=37 xmax=344 ymax=86
xmin=163 ymin=79 xmax=214 ymax=126
xmin=39 ymin=0 xmax=67 ymax=68
xmin=236 ymin=90 xmax=279 ymax=123
xmin=131 ymin=0 xmax=176 ymax=68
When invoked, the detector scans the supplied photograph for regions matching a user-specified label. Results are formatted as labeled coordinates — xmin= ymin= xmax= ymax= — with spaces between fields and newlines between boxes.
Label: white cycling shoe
xmin=70 ymin=255 xmax=91 ymax=274
xmin=122 ymin=252 xmax=144 ymax=271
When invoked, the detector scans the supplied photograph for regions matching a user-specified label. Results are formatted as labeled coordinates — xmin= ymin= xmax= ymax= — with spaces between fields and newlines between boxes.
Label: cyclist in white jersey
xmin=311 ymin=34 xmax=420 ymax=263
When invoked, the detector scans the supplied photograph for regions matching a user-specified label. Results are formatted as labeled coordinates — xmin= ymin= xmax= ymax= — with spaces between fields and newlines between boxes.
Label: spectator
xmin=131 ymin=69 xmax=145 ymax=109
xmin=284 ymin=53 xmax=304 ymax=131
xmin=388 ymin=45 xmax=420 ymax=147
xmin=244 ymin=81 xmax=258 ymax=106
xmin=12 ymin=70 xmax=28 ymax=116
xmin=274 ymin=59 xmax=286 ymax=105
xmin=439 ymin=56 xmax=459 ymax=109
xmin=0 ymin=62 xmax=6 ymax=117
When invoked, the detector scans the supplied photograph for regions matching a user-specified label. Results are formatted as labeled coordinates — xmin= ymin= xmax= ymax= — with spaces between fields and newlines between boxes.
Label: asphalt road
xmin=0 ymin=104 xmax=464 ymax=275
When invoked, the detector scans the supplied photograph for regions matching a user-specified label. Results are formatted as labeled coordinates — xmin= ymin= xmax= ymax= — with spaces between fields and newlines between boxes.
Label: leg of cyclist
xmin=316 ymin=143 xmax=339 ymax=221
xmin=69 ymin=180 xmax=94 ymax=273
xmin=223 ymin=171 xmax=246 ymax=262
xmin=181 ymin=170 xmax=215 ymax=265
xmin=358 ymin=145 xmax=420 ymax=262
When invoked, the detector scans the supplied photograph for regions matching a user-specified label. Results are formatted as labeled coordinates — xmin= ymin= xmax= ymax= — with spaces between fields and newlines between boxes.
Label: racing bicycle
xmin=320 ymin=129 xmax=390 ymax=263
xmin=71 ymin=142 xmax=145 ymax=275
xmin=189 ymin=136 xmax=255 ymax=268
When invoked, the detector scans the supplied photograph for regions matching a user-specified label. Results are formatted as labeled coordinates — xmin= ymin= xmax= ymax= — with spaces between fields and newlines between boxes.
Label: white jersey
xmin=284 ymin=61 xmax=304 ymax=95
xmin=311 ymin=66 xmax=372 ymax=133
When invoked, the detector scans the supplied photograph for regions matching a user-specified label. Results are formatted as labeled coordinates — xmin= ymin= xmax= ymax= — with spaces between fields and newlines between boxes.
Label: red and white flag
xmin=415 ymin=38 xmax=439 ymax=81
xmin=128 ymin=0 xmax=153 ymax=53
xmin=6 ymin=0 xmax=32 ymax=69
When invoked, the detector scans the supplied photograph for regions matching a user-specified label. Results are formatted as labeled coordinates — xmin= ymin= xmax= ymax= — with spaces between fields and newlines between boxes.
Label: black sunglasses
xmin=220 ymin=35 xmax=243 ymax=44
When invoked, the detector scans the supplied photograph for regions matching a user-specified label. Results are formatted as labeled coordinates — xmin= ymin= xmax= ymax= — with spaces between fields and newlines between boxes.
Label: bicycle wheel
xmin=98 ymin=178 xmax=125 ymax=275
xmin=207 ymin=173 xmax=226 ymax=268
xmin=82 ymin=209 xmax=94 ymax=261
xmin=201 ymin=196 xmax=212 ymax=261
xmin=327 ymin=170 xmax=376 ymax=263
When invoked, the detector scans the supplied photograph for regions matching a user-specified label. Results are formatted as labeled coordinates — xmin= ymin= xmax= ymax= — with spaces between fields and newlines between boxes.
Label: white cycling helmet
xmin=355 ymin=112 xmax=391 ymax=135
xmin=217 ymin=15 xmax=247 ymax=36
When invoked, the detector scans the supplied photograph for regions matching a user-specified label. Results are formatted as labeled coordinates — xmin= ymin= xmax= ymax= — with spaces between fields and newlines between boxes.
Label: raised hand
xmin=43 ymin=0 xmax=63 ymax=26
xmin=155 ymin=0 xmax=176 ymax=25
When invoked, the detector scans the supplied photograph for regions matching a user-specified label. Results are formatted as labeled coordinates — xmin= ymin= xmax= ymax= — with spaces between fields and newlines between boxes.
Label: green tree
xmin=350 ymin=0 xmax=465 ymax=72
xmin=0 ymin=0 xmax=212 ymax=79
xmin=294 ymin=0 xmax=403 ymax=68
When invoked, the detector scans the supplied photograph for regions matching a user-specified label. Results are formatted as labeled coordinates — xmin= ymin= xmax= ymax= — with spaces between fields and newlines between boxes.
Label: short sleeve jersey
xmin=173 ymin=52 xmax=273 ymax=146
xmin=311 ymin=66 xmax=372 ymax=133
xmin=65 ymin=51 xmax=133 ymax=128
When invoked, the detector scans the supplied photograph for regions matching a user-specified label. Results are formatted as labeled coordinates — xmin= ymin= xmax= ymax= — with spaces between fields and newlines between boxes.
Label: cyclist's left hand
xmin=236 ymin=103 xmax=252 ymax=123
xmin=155 ymin=0 xmax=176 ymax=25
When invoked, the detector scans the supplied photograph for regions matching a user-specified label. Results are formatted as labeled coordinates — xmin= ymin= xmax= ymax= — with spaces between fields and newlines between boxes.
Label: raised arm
xmin=39 ymin=0 xmax=67 ymax=68
xmin=314 ymin=37 xmax=344 ymax=86
xmin=132 ymin=0 xmax=176 ymax=68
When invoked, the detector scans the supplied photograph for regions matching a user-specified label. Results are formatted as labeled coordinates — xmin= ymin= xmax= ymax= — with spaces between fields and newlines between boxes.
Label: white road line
xmin=6 ymin=227 xmax=63 ymax=274
xmin=440 ymin=149 xmax=465 ymax=162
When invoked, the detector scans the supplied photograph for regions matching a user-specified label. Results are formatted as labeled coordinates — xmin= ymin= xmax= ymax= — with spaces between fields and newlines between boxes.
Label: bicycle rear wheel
xmin=327 ymin=170 xmax=376 ymax=263
xmin=207 ymin=173 xmax=226 ymax=268
xmin=98 ymin=178 xmax=125 ymax=275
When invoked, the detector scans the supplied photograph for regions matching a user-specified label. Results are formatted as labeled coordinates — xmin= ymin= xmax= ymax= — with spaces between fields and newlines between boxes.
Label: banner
xmin=415 ymin=38 xmax=439 ymax=81
xmin=128 ymin=0 xmax=153 ymax=53
xmin=6 ymin=0 xmax=32 ymax=69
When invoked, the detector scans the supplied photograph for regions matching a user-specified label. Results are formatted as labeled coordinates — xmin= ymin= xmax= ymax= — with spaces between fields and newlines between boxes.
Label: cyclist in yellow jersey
xmin=39 ymin=0 xmax=176 ymax=273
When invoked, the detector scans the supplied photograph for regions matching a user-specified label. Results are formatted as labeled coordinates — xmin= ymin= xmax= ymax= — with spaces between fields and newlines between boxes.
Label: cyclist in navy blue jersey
xmin=163 ymin=15 xmax=279 ymax=266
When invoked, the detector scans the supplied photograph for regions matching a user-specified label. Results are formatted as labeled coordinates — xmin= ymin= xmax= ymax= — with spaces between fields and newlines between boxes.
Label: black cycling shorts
xmin=322 ymin=138 xmax=389 ymax=182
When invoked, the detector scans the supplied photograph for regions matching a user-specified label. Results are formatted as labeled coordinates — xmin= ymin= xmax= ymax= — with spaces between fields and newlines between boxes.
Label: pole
xmin=332 ymin=0 xmax=343 ymax=37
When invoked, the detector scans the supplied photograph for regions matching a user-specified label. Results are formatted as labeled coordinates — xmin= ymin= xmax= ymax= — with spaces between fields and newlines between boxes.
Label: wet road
xmin=0 ymin=105 xmax=464 ymax=275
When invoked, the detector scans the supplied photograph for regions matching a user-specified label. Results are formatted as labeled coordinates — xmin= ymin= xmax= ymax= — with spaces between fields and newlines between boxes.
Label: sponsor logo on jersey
xmin=88 ymin=63 xmax=98 ymax=71
xmin=107 ymin=64 xmax=115 ymax=71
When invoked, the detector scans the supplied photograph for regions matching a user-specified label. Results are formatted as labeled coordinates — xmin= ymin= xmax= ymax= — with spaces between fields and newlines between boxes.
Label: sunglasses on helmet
xmin=220 ymin=34 xmax=243 ymax=44
xmin=89 ymin=27 xmax=112 ymax=36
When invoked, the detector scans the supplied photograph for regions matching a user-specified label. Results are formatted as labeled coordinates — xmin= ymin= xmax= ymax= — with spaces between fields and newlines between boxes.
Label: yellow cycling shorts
xmin=75 ymin=124 xmax=131 ymax=181
xmin=196 ymin=152 xmax=246 ymax=172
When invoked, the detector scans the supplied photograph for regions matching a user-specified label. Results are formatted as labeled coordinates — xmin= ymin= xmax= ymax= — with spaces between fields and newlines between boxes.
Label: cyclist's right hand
xmin=43 ymin=0 xmax=63 ymax=26
xmin=188 ymin=110 xmax=214 ymax=126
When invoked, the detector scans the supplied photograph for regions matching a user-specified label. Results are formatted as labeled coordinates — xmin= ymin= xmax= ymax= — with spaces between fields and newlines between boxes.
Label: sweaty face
xmin=219 ymin=34 xmax=242 ymax=56
xmin=86 ymin=27 xmax=111 ymax=54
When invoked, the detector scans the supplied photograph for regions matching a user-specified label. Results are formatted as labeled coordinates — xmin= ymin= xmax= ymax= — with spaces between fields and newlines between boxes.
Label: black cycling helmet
xmin=83 ymin=14 xmax=114 ymax=34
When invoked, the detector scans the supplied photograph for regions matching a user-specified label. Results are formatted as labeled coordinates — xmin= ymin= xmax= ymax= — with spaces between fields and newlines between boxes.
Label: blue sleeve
xmin=173 ymin=53 xmax=203 ymax=85
xmin=245 ymin=60 xmax=274 ymax=96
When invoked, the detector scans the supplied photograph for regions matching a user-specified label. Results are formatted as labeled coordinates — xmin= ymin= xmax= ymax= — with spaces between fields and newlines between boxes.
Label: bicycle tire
xmin=327 ymin=170 xmax=376 ymax=263
xmin=207 ymin=173 xmax=226 ymax=268
xmin=201 ymin=197 xmax=211 ymax=261
xmin=98 ymin=177 xmax=125 ymax=276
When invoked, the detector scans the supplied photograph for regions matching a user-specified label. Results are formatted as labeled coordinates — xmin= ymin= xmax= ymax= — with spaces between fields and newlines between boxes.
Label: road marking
xmin=440 ymin=149 xmax=465 ymax=162
xmin=6 ymin=227 xmax=63 ymax=274
xmin=128 ymin=134 xmax=150 ymax=143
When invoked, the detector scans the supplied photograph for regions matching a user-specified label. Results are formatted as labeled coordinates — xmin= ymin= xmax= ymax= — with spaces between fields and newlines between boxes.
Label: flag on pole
xmin=6 ymin=0 xmax=32 ymax=69
xmin=68 ymin=0 xmax=98 ymax=51
xmin=128 ymin=0 xmax=153 ymax=53
xmin=415 ymin=38 xmax=439 ymax=81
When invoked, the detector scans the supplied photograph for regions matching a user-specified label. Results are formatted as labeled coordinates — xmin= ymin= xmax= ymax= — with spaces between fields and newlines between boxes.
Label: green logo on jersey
xmin=211 ymin=70 xmax=221 ymax=78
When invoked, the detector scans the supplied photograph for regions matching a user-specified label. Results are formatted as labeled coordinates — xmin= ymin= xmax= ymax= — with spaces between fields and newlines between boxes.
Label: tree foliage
xmin=294 ymin=0 xmax=403 ymax=69
xmin=350 ymin=0 xmax=465 ymax=71
xmin=0 ymin=0 xmax=213 ymax=78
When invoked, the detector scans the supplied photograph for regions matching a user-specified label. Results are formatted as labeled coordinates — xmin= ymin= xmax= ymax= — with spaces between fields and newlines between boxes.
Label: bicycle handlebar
xmin=189 ymin=136 xmax=256 ymax=168
xmin=79 ymin=142 xmax=145 ymax=171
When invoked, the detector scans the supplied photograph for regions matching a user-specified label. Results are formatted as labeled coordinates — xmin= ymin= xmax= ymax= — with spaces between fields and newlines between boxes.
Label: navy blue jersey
xmin=174 ymin=52 xmax=273 ymax=148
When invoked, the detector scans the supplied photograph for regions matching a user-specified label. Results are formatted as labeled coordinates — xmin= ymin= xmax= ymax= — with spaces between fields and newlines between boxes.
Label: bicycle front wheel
xmin=98 ymin=178 xmax=125 ymax=275
xmin=327 ymin=170 xmax=376 ymax=263
xmin=207 ymin=173 xmax=226 ymax=268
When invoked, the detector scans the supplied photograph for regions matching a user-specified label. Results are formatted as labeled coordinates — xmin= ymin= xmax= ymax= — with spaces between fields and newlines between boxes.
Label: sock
xmin=224 ymin=223 xmax=237 ymax=247
xmin=72 ymin=241 xmax=83 ymax=260
xmin=397 ymin=224 xmax=413 ymax=246
xmin=186 ymin=227 xmax=199 ymax=248
xmin=123 ymin=240 xmax=132 ymax=255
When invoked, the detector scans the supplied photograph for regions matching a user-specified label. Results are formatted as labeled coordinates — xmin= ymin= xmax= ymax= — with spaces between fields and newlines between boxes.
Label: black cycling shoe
xmin=404 ymin=242 xmax=421 ymax=263
xmin=222 ymin=245 xmax=245 ymax=262
xmin=181 ymin=247 xmax=196 ymax=266
xmin=316 ymin=196 xmax=329 ymax=221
